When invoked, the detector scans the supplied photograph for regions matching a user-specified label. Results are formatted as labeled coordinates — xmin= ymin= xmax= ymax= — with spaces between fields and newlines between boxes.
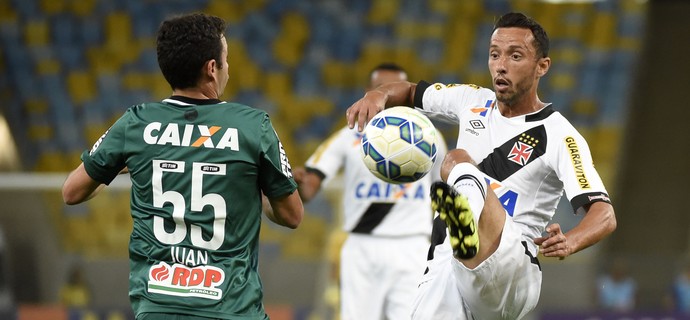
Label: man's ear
xmin=537 ymin=57 xmax=551 ymax=78
xmin=205 ymin=59 xmax=217 ymax=80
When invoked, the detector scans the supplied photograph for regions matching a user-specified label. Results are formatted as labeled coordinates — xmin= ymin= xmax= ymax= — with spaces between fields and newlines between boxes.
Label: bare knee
xmin=440 ymin=149 xmax=475 ymax=182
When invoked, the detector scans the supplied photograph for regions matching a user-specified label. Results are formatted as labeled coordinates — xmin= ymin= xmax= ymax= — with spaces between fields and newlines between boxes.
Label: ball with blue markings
xmin=360 ymin=106 xmax=438 ymax=184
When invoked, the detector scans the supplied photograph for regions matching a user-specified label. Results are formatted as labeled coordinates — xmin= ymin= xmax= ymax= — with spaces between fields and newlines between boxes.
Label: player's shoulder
xmin=425 ymin=82 xmax=495 ymax=97
xmin=538 ymin=106 xmax=591 ymax=147
xmin=216 ymin=101 xmax=268 ymax=118
xmin=540 ymin=107 xmax=578 ymax=132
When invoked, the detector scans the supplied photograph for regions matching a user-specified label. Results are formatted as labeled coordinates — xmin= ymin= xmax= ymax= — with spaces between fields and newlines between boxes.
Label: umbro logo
xmin=469 ymin=120 xmax=485 ymax=129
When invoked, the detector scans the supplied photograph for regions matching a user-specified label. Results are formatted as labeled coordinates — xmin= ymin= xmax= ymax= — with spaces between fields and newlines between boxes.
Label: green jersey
xmin=81 ymin=96 xmax=297 ymax=319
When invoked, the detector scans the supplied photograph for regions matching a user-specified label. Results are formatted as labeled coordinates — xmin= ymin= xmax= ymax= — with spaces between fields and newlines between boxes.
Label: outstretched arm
xmin=346 ymin=81 xmax=417 ymax=132
xmin=535 ymin=201 xmax=616 ymax=258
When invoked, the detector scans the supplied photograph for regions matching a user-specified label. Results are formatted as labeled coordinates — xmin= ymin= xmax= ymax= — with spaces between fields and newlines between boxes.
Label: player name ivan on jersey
xmin=143 ymin=122 xmax=239 ymax=150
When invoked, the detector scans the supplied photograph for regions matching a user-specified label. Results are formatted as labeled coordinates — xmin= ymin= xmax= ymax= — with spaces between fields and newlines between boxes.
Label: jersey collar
xmin=163 ymin=95 xmax=224 ymax=106
xmin=525 ymin=104 xmax=555 ymax=122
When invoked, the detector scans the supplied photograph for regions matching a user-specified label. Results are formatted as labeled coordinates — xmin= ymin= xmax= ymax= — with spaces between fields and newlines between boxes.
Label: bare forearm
xmin=347 ymin=81 xmax=418 ymax=130
xmin=375 ymin=81 xmax=417 ymax=108
xmin=565 ymin=202 xmax=617 ymax=254
xmin=266 ymin=191 xmax=304 ymax=229
xmin=62 ymin=163 xmax=104 ymax=205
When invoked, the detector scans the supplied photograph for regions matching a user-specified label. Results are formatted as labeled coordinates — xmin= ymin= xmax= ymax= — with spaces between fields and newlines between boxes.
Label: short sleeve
xmin=304 ymin=127 xmax=348 ymax=185
xmin=554 ymin=132 xmax=612 ymax=213
xmin=81 ymin=112 xmax=129 ymax=184
xmin=415 ymin=81 xmax=495 ymax=121
xmin=258 ymin=115 xmax=298 ymax=198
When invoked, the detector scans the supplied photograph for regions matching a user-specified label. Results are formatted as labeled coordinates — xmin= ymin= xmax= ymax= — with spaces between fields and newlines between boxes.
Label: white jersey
xmin=415 ymin=81 xmax=612 ymax=254
xmin=305 ymin=126 xmax=447 ymax=237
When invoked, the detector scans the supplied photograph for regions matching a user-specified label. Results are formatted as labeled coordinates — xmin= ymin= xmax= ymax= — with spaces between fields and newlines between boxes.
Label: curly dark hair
xmin=494 ymin=12 xmax=549 ymax=59
xmin=156 ymin=13 xmax=227 ymax=90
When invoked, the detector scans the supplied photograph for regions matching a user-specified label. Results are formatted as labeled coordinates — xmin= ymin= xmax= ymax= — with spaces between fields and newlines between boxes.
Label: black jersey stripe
xmin=521 ymin=241 xmax=542 ymax=271
xmin=424 ymin=215 xmax=448 ymax=274
xmin=350 ymin=203 xmax=395 ymax=234
xmin=526 ymin=105 xmax=555 ymax=122
xmin=478 ymin=124 xmax=548 ymax=181
xmin=570 ymin=192 xmax=612 ymax=212
xmin=414 ymin=80 xmax=432 ymax=109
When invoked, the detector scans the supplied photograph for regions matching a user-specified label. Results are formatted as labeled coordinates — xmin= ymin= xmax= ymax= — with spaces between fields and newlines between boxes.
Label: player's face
xmin=216 ymin=36 xmax=230 ymax=96
xmin=488 ymin=27 xmax=544 ymax=106
xmin=368 ymin=70 xmax=407 ymax=90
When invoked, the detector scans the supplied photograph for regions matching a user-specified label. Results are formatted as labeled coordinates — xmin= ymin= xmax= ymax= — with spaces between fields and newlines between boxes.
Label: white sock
xmin=446 ymin=163 xmax=487 ymax=225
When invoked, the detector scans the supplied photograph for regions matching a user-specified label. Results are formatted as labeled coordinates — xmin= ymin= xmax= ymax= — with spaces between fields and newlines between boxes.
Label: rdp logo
xmin=148 ymin=262 xmax=225 ymax=300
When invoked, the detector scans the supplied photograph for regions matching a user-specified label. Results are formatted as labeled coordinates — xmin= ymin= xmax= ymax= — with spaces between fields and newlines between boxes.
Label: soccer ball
xmin=360 ymin=106 xmax=438 ymax=184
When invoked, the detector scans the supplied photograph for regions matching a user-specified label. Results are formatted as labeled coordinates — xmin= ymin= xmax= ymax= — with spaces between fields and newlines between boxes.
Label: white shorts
xmin=411 ymin=215 xmax=542 ymax=320
xmin=340 ymin=233 xmax=430 ymax=320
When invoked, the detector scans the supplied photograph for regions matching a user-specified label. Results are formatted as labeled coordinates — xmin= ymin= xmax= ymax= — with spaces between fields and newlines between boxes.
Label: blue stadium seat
xmin=50 ymin=14 xmax=77 ymax=45
xmin=77 ymin=16 xmax=103 ymax=46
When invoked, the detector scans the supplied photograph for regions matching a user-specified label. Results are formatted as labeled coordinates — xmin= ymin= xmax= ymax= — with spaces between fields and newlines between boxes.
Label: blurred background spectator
xmin=596 ymin=257 xmax=637 ymax=312
xmin=664 ymin=256 xmax=690 ymax=315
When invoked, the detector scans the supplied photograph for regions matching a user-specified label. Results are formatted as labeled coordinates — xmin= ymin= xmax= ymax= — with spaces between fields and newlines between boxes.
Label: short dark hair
xmin=156 ymin=13 xmax=227 ymax=90
xmin=370 ymin=63 xmax=406 ymax=76
xmin=494 ymin=12 xmax=549 ymax=58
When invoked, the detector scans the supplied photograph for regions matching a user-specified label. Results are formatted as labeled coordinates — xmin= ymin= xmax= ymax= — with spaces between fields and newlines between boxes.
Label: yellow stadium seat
xmin=28 ymin=124 xmax=53 ymax=141
xmin=24 ymin=99 xmax=49 ymax=114
xmin=34 ymin=151 xmax=67 ymax=172
xmin=36 ymin=58 xmax=61 ymax=75
xmin=150 ymin=75 xmax=172 ymax=99
xmin=622 ymin=0 xmax=646 ymax=13
xmin=429 ymin=0 xmax=458 ymax=15
xmin=588 ymin=13 xmax=616 ymax=49
xmin=243 ymin=0 xmax=268 ymax=12
xmin=276 ymin=97 xmax=311 ymax=128
xmin=40 ymin=0 xmax=66 ymax=15
xmin=281 ymin=215 xmax=328 ymax=260
xmin=550 ymin=73 xmax=575 ymax=90
xmin=24 ymin=19 xmax=50 ymax=46
xmin=86 ymin=47 xmax=120 ymax=74
xmin=205 ymin=0 xmax=245 ymax=23
xmin=572 ymin=99 xmax=597 ymax=117
xmin=84 ymin=123 xmax=110 ymax=146
xmin=321 ymin=60 xmax=354 ymax=88
xmin=121 ymin=72 xmax=149 ymax=91
xmin=67 ymin=71 xmax=96 ymax=104
xmin=105 ymin=12 xmax=132 ymax=47
xmin=68 ymin=0 xmax=96 ymax=17
xmin=105 ymin=311 xmax=127 ymax=320
xmin=264 ymin=71 xmax=292 ymax=101
xmin=465 ymin=71 xmax=491 ymax=88
xmin=442 ymin=21 xmax=475 ymax=71
xmin=273 ymin=13 xmax=309 ymax=67
xmin=64 ymin=151 xmax=83 ymax=169
xmin=282 ymin=12 xmax=309 ymax=42
xmin=367 ymin=0 xmax=400 ymax=24
xmin=0 ymin=2 xmax=17 ymax=22
xmin=273 ymin=37 xmax=302 ymax=67
xmin=82 ymin=311 xmax=99 ymax=320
